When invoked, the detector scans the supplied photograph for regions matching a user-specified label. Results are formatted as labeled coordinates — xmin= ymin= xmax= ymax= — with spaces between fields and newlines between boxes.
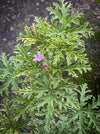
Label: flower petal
xmin=37 ymin=51 xmax=41 ymax=56
xmin=33 ymin=58 xmax=37 ymax=61
xmin=33 ymin=51 xmax=43 ymax=62
xmin=43 ymin=64 xmax=47 ymax=66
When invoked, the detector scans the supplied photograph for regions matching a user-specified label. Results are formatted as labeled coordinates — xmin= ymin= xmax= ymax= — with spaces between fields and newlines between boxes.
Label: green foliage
xmin=0 ymin=0 xmax=99 ymax=134
xmin=0 ymin=99 xmax=30 ymax=134
xmin=71 ymin=84 xmax=100 ymax=134
xmin=95 ymin=0 xmax=100 ymax=5
xmin=94 ymin=31 xmax=100 ymax=42
xmin=0 ymin=53 xmax=20 ymax=95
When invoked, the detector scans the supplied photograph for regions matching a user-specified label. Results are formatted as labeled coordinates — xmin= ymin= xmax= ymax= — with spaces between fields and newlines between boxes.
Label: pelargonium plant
xmin=0 ymin=0 xmax=100 ymax=134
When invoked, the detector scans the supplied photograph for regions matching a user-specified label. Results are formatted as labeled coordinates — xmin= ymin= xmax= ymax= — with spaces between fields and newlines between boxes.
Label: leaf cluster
xmin=0 ymin=0 xmax=99 ymax=134
xmin=0 ymin=99 xmax=30 ymax=134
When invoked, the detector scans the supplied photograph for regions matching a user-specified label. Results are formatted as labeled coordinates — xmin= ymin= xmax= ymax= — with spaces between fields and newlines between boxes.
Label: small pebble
xmin=3 ymin=5 xmax=5 ymax=8
xmin=3 ymin=38 xmax=7 ymax=41
xmin=12 ymin=15 xmax=16 ymax=19
xmin=3 ymin=20 xmax=6 ymax=23
xmin=10 ymin=27 xmax=14 ymax=31
xmin=36 ymin=2 xmax=40 ymax=6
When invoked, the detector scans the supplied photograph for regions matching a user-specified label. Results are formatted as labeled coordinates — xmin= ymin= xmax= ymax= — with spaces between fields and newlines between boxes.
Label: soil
xmin=0 ymin=0 xmax=100 ymax=95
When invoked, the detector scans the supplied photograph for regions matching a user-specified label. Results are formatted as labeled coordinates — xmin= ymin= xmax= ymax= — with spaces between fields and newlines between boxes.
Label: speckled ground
xmin=0 ymin=0 xmax=100 ymax=94
xmin=0 ymin=0 xmax=100 ymax=54
xmin=0 ymin=0 xmax=54 ymax=54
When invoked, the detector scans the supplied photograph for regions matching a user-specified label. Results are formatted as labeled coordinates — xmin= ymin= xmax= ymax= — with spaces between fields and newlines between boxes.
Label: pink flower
xmin=43 ymin=64 xmax=47 ymax=67
xmin=33 ymin=51 xmax=43 ymax=62
xmin=41 ymin=64 xmax=48 ymax=71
